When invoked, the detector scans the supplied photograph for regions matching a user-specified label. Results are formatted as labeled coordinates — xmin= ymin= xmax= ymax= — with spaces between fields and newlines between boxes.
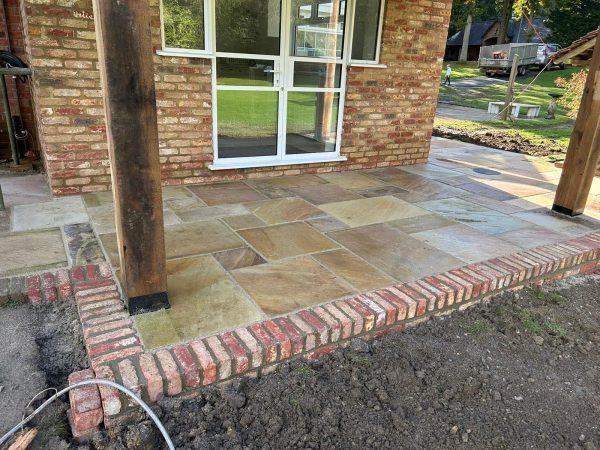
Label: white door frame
xmin=209 ymin=0 xmax=350 ymax=170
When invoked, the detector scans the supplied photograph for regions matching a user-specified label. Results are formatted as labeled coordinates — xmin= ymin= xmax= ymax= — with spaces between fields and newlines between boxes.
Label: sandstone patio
xmin=3 ymin=137 xmax=600 ymax=348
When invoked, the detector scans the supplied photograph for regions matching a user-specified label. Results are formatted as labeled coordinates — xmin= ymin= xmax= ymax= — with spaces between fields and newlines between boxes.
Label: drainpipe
xmin=0 ymin=67 xmax=32 ymax=167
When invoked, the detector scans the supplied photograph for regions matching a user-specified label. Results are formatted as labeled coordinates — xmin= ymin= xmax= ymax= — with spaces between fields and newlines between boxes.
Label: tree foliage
xmin=448 ymin=0 xmax=498 ymax=37
xmin=555 ymin=70 xmax=588 ymax=119
xmin=163 ymin=0 xmax=205 ymax=49
xmin=546 ymin=0 xmax=600 ymax=47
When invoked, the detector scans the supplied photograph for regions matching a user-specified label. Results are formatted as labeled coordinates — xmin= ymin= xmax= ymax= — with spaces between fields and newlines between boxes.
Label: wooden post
xmin=92 ymin=0 xmax=169 ymax=314
xmin=552 ymin=39 xmax=600 ymax=217
xmin=501 ymin=55 xmax=520 ymax=121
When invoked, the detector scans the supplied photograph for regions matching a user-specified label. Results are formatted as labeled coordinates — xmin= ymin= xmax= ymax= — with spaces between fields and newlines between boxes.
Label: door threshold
xmin=209 ymin=155 xmax=348 ymax=171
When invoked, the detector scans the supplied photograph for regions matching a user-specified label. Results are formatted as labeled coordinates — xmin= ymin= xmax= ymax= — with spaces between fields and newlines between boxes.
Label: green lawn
xmin=440 ymin=62 xmax=482 ymax=80
xmin=438 ymin=66 xmax=580 ymax=154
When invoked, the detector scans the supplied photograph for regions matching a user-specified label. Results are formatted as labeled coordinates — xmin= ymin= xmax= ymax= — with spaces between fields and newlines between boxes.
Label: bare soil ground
xmin=433 ymin=123 xmax=567 ymax=157
xmin=3 ymin=273 xmax=600 ymax=450
xmin=0 ymin=301 xmax=88 ymax=449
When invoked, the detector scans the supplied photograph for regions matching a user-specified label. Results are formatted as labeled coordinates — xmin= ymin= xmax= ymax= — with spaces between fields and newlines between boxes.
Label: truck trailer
xmin=478 ymin=43 xmax=539 ymax=76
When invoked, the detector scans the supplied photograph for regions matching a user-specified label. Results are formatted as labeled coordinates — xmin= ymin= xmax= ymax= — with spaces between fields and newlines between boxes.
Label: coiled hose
xmin=0 ymin=379 xmax=175 ymax=449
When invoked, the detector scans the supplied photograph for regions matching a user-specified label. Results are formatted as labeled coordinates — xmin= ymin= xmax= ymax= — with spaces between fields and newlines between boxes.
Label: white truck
xmin=478 ymin=43 xmax=539 ymax=77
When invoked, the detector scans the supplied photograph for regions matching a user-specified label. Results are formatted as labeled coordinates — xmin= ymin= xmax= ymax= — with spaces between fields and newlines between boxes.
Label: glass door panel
xmin=293 ymin=61 xmax=341 ymax=88
xmin=290 ymin=0 xmax=346 ymax=58
xmin=286 ymin=92 xmax=339 ymax=154
xmin=216 ymin=0 xmax=282 ymax=55
xmin=216 ymin=58 xmax=278 ymax=87
xmin=217 ymin=91 xmax=279 ymax=159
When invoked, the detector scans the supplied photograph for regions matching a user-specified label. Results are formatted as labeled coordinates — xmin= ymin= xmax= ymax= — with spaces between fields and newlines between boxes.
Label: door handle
xmin=264 ymin=69 xmax=281 ymax=73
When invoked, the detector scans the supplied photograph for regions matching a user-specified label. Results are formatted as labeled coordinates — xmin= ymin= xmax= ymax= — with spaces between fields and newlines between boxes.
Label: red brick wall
xmin=20 ymin=0 xmax=451 ymax=196
xmin=0 ymin=0 xmax=38 ymax=161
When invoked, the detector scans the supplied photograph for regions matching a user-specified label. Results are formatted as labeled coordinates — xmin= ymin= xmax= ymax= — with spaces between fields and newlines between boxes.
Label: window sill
xmin=349 ymin=62 xmax=387 ymax=69
xmin=156 ymin=49 xmax=214 ymax=59
xmin=209 ymin=155 xmax=348 ymax=171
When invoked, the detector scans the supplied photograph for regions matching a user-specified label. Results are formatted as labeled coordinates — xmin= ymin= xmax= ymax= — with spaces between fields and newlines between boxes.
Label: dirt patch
xmin=433 ymin=123 xmax=567 ymax=158
xmin=0 ymin=300 xmax=88 ymax=449
xmin=86 ymin=273 xmax=600 ymax=450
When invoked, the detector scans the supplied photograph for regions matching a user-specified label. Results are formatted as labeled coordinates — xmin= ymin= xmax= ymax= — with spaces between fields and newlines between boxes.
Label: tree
xmin=497 ymin=0 xmax=515 ymax=44
xmin=448 ymin=0 xmax=497 ymax=38
xmin=546 ymin=0 xmax=600 ymax=47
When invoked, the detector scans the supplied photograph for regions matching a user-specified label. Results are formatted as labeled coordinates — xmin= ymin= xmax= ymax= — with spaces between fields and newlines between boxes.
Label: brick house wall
xmin=0 ymin=0 xmax=38 ymax=161
xmin=19 ymin=0 xmax=452 ymax=196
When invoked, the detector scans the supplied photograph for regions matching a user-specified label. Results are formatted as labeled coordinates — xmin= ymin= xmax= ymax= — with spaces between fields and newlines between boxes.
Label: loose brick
xmin=396 ymin=285 xmax=428 ymax=316
xmin=374 ymin=290 xmax=408 ymax=320
xmin=406 ymin=281 xmax=438 ymax=312
xmin=355 ymin=295 xmax=387 ymax=328
xmin=68 ymin=369 xmax=101 ymax=414
xmin=94 ymin=365 xmax=121 ymax=416
xmin=57 ymin=269 xmax=72 ymax=299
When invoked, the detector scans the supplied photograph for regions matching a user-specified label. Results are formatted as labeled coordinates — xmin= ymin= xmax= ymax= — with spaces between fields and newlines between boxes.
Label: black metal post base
xmin=127 ymin=291 xmax=170 ymax=316
xmin=552 ymin=204 xmax=581 ymax=217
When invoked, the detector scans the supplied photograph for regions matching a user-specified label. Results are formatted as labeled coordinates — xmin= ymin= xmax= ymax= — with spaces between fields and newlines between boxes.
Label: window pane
xmin=217 ymin=91 xmax=279 ymax=158
xmin=351 ymin=0 xmax=382 ymax=61
xmin=291 ymin=0 xmax=346 ymax=58
xmin=217 ymin=58 xmax=276 ymax=87
xmin=286 ymin=92 xmax=339 ymax=154
xmin=162 ymin=0 xmax=205 ymax=50
xmin=293 ymin=62 xmax=341 ymax=88
xmin=216 ymin=0 xmax=282 ymax=55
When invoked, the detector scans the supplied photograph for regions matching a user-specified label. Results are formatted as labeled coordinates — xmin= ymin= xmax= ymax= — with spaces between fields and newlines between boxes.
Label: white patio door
xmin=212 ymin=0 xmax=349 ymax=169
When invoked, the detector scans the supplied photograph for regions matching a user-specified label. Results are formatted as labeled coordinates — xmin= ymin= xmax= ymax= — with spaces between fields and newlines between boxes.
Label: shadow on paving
xmin=83 ymin=273 xmax=600 ymax=450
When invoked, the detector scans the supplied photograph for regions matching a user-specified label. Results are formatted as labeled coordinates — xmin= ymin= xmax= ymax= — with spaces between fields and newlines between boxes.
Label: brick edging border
xmin=27 ymin=233 xmax=600 ymax=439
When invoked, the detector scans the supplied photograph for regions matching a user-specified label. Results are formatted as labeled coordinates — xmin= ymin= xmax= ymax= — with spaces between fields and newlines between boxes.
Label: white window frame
xmin=157 ymin=0 xmax=214 ymax=58
xmin=347 ymin=0 xmax=386 ymax=67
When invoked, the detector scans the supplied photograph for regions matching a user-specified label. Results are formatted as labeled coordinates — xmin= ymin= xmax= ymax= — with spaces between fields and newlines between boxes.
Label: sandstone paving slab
xmin=455 ymin=182 xmax=518 ymax=202
xmin=231 ymin=256 xmax=352 ymax=316
xmin=319 ymin=196 xmax=430 ymax=228
xmin=135 ymin=256 xmax=263 ymax=349
xmin=100 ymin=220 xmax=245 ymax=266
xmin=313 ymin=249 xmax=395 ymax=291
xmin=174 ymin=203 xmax=250 ymax=223
xmin=305 ymin=214 xmax=349 ymax=233
xmin=188 ymin=182 xmax=266 ymax=205
xmin=417 ymin=197 xmax=534 ymax=235
xmin=87 ymin=203 xmax=181 ymax=234
xmin=397 ymin=163 xmax=463 ymax=179
xmin=412 ymin=224 xmax=523 ymax=264
xmin=357 ymin=185 xmax=409 ymax=198
xmin=288 ymin=183 xmax=362 ymax=205
xmin=318 ymin=172 xmax=384 ymax=190
xmin=328 ymin=224 xmax=463 ymax=282
xmin=495 ymin=226 xmax=570 ymax=249
xmin=0 ymin=229 xmax=67 ymax=277
xmin=238 ymin=222 xmax=338 ymax=260
xmin=388 ymin=213 xmax=458 ymax=234
xmin=213 ymin=247 xmax=266 ymax=271
xmin=222 ymin=214 xmax=266 ymax=230
xmin=12 ymin=196 xmax=89 ymax=231
xmin=249 ymin=174 xmax=325 ymax=189
xmin=512 ymin=209 xmax=600 ymax=237
xmin=245 ymin=197 xmax=322 ymax=225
